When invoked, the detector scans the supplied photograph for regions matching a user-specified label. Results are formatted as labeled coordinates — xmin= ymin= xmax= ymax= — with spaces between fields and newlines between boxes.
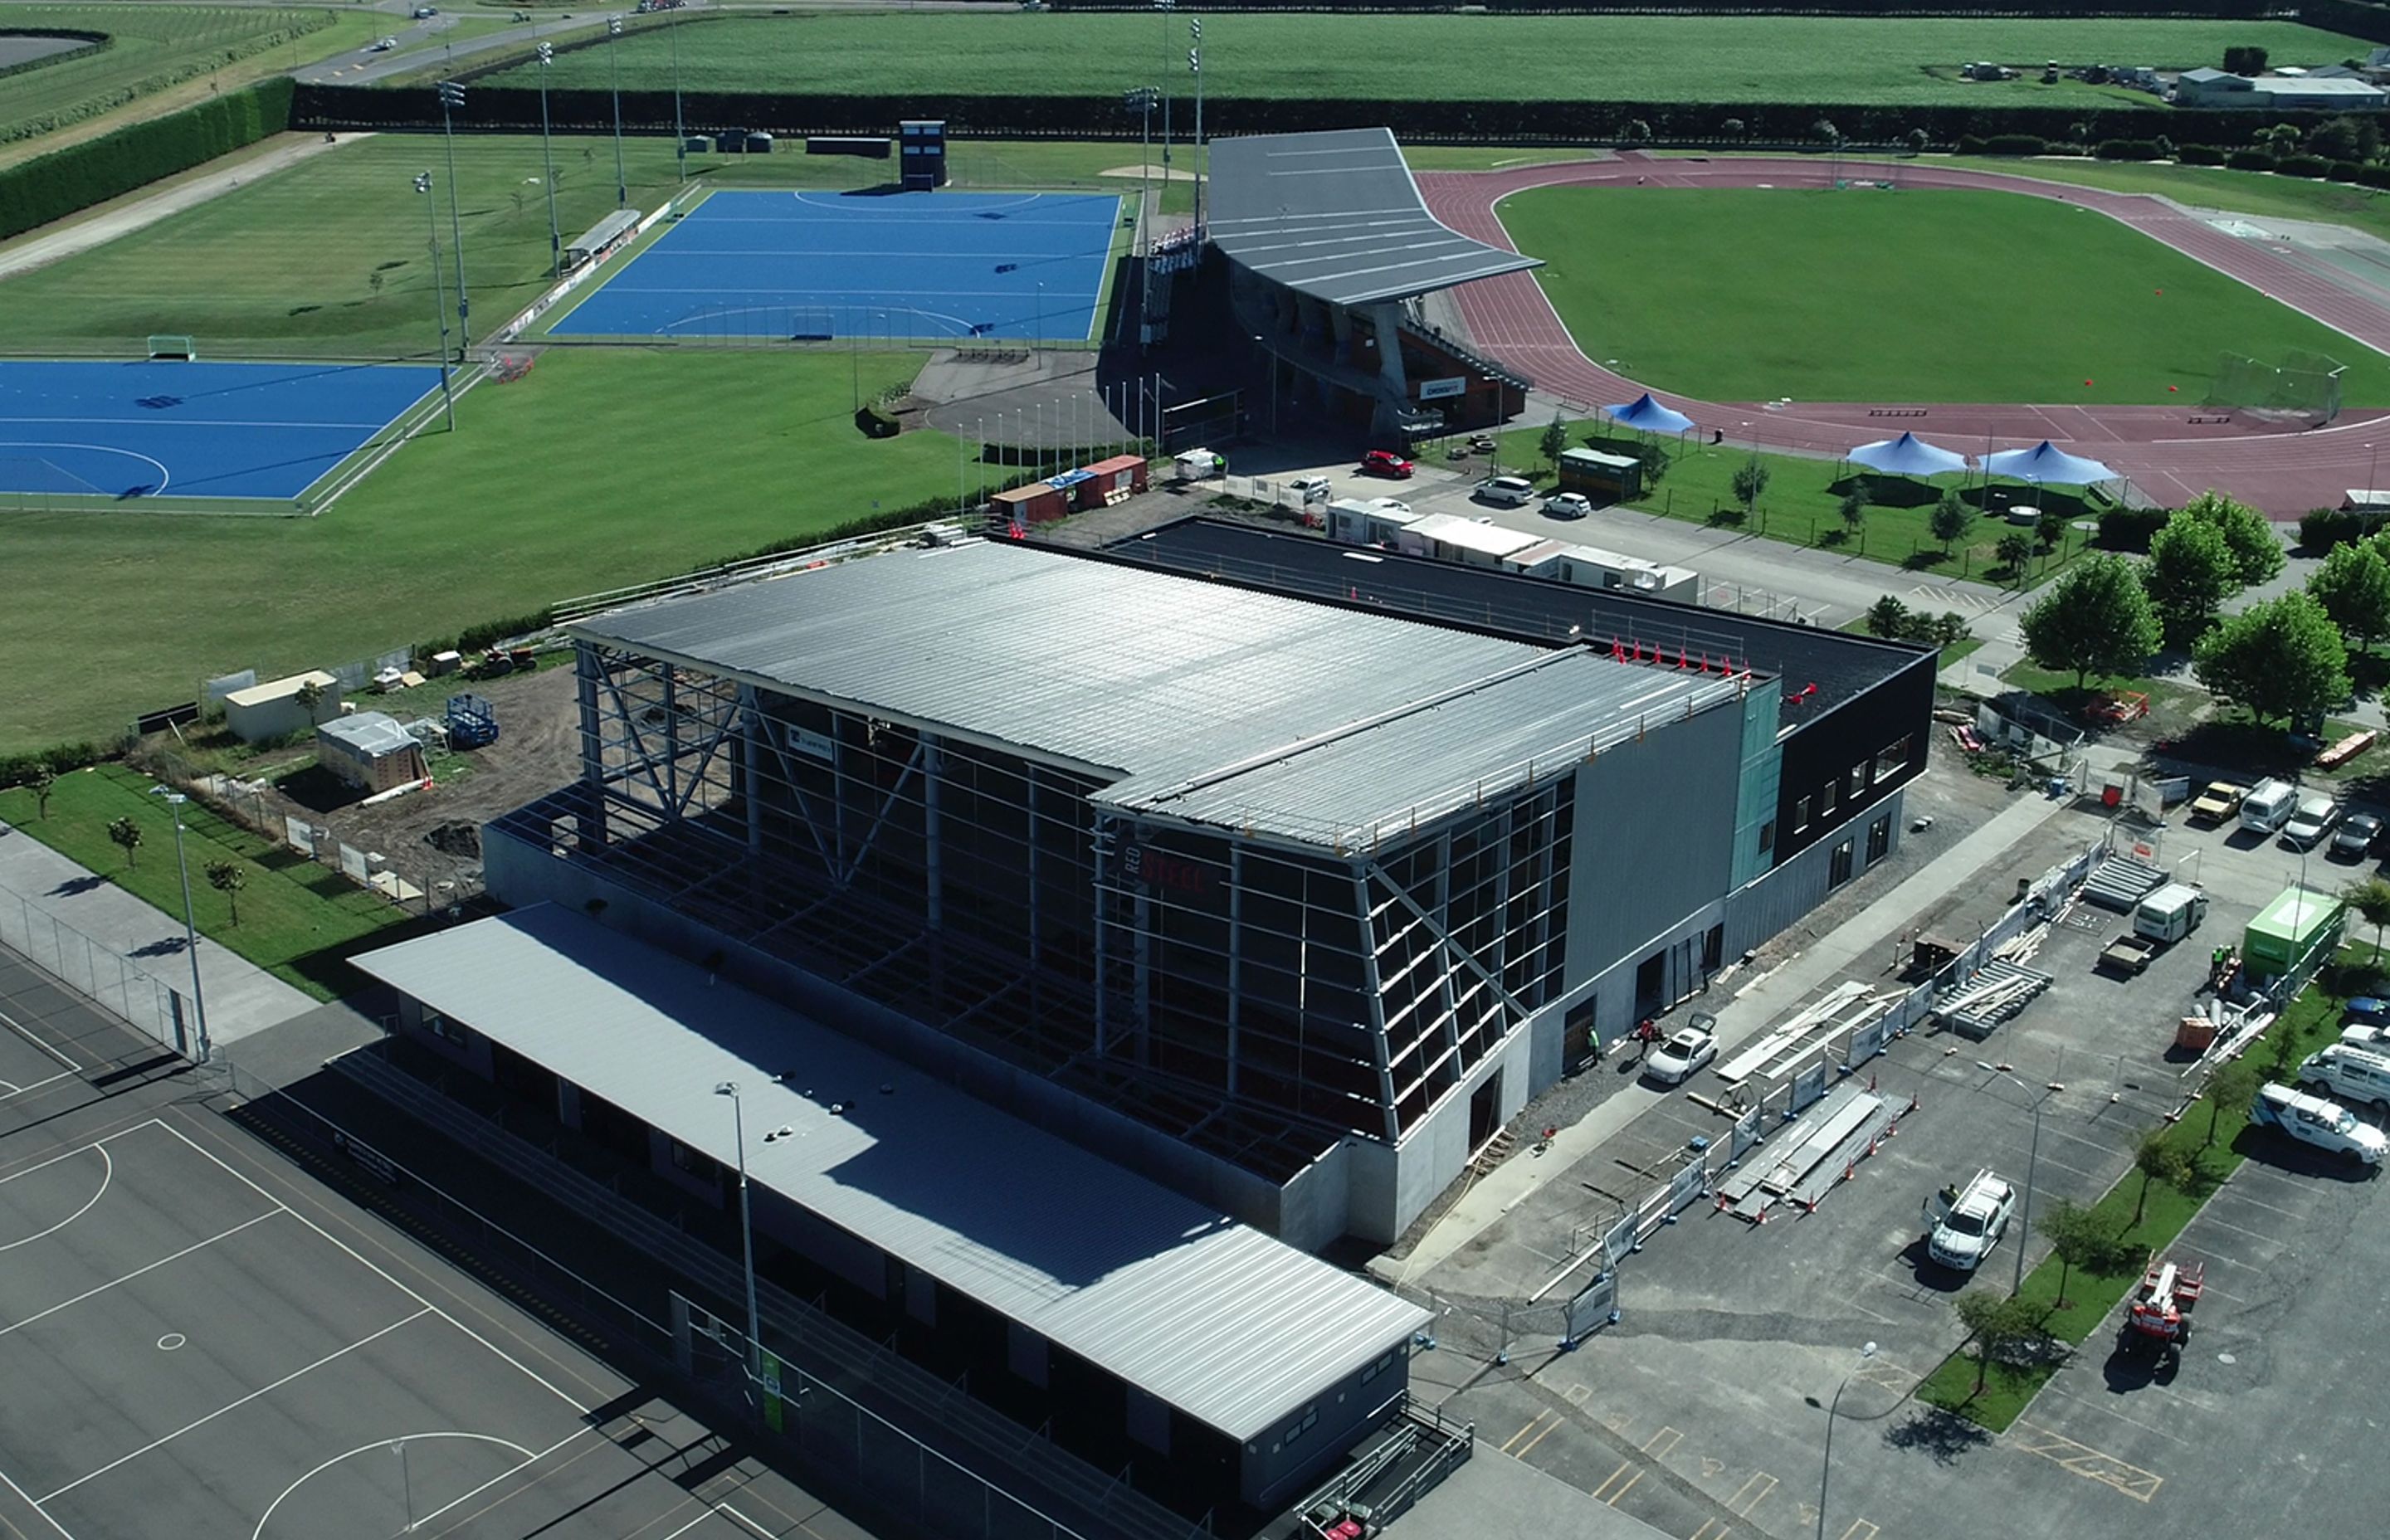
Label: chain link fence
xmin=0 ymin=882 xmax=193 ymax=1056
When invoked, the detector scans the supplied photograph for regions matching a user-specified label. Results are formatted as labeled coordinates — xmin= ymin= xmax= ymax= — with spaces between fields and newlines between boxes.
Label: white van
xmin=2250 ymin=1083 xmax=2388 ymax=1167
xmin=1475 ymin=475 xmax=1536 ymax=507
xmin=2240 ymin=777 xmax=2298 ymax=834
xmin=2296 ymin=1042 xmax=2390 ymax=1116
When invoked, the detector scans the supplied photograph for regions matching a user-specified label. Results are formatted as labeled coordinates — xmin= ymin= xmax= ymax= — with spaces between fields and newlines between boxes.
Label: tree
xmin=367 ymin=270 xmax=383 ymax=297
xmin=2143 ymin=513 xmax=2240 ymax=641
xmin=2178 ymin=490 xmax=2285 ymax=587
xmin=2037 ymin=1197 xmax=2117 ymax=1309
xmin=1932 ymin=611 xmax=1971 ymax=648
xmin=1996 ymin=531 xmax=2036 ymax=582
xmin=1905 ymin=127 xmax=1929 ymax=156
xmin=2309 ymin=113 xmax=2382 ymax=164
xmin=1838 ymin=489 xmax=1866 ymax=540
xmin=2132 ymin=1127 xmax=2192 ymax=1226
xmin=294 ymin=678 xmax=327 ymax=723
xmin=2344 ymin=875 xmax=2390 ymax=960
xmin=1539 ymin=411 xmax=1569 ymax=475
xmin=2036 ymin=507 xmax=2068 ymax=553
xmin=1720 ymin=117 xmax=1747 ymax=139
xmin=1953 ymin=1289 xmax=2044 ymax=1396
xmin=205 ymin=859 xmax=245 ymax=927
xmin=1866 ymin=594 xmax=1912 ymax=639
xmin=1731 ymin=458 xmax=1769 ymax=519
xmin=2307 ymin=538 xmax=2390 ymax=654
xmin=2203 ymin=1055 xmax=2265 ymax=1149
xmin=1624 ymin=119 xmax=1652 ymax=145
xmin=1929 ymin=490 xmax=1971 ymax=553
xmin=2222 ymin=44 xmax=2269 ymax=76
xmin=2193 ymin=591 xmax=2352 ymax=729
xmin=106 ymin=816 xmax=141 ymax=870
xmin=29 ymin=768 xmax=55 ymax=821
xmin=2017 ymin=553 xmax=2162 ymax=687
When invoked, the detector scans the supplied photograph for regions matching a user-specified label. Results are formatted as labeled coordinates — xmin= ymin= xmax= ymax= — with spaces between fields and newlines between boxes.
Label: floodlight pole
xmin=715 ymin=1081 xmax=763 ymax=1385
xmin=416 ymin=172 xmax=456 ymax=431
xmin=537 ymin=42 xmax=562 ymax=279
xmin=671 ymin=7 xmax=687 ymax=185
xmin=437 ymin=80 xmax=471 ymax=353
xmin=147 ymin=787 xmax=211 ymax=1065
xmin=1156 ymin=0 xmax=1173 ymax=195
xmin=608 ymin=17 xmax=627 ymax=207
xmin=1189 ymin=19 xmax=1202 ymax=233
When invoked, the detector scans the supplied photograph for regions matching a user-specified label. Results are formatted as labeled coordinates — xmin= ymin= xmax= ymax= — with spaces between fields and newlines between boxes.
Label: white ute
xmin=1926 ymin=1169 xmax=2017 ymax=1270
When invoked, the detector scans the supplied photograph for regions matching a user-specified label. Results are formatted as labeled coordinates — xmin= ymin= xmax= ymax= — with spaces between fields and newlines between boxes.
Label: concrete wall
xmin=1348 ymin=1023 xmax=1535 ymax=1243
xmin=1725 ymin=788 xmax=1904 ymax=958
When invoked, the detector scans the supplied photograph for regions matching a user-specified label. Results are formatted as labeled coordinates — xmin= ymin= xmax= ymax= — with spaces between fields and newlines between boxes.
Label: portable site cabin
xmin=2244 ymin=886 xmax=2344 ymax=983
xmin=317 ymin=711 xmax=430 ymax=795
xmin=1326 ymin=496 xmax=1425 ymax=547
xmin=222 ymin=670 xmax=341 ymax=744
xmin=1557 ymin=447 xmax=1646 ymax=504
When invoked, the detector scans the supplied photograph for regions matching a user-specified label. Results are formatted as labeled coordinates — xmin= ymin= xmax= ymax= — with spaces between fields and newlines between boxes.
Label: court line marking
xmin=0 ymin=1147 xmax=108 ymax=1254
xmin=154 ymin=1118 xmax=590 ymax=1415
xmin=0 ymin=444 xmax=168 ymax=495
xmin=0 ymin=1460 xmax=74 ymax=1539
xmin=0 ymin=1004 xmax=78 ymax=1073
xmin=0 ymin=1121 xmax=170 ymax=1192
xmin=0 ymin=1210 xmax=280 ymax=1340
xmin=405 ymin=1427 xmax=594 ymax=1534
xmin=41 ymin=1307 xmax=435 ymax=1502
xmin=249 ymin=1430 xmax=538 ymax=1540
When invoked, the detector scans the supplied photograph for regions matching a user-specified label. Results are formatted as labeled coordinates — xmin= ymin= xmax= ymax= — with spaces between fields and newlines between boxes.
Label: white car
xmin=1475 ymin=475 xmax=1536 ymax=507
xmin=1927 ymin=1169 xmax=2017 ymax=1270
xmin=1365 ymin=496 xmax=1412 ymax=518
xmin=1545 ymin=491 xmax=1593 ymax=519
xmin=368 ymin=35 xmax=398 ymax=49
xmin=1644 ymin=1016 xmax=1719 ymax=1085
xmin=2250 ymin=1083 xmax=2388 ymax=1167
xmin=1286 ymin=475 xmax=1332 ymax=503
xmin=2280 ymin=793 xmax=2340 ymax=850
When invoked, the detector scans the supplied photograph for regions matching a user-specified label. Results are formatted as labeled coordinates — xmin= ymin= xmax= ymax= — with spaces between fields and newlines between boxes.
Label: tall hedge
xmin=0 ymin=77 xmax=294 ymax=243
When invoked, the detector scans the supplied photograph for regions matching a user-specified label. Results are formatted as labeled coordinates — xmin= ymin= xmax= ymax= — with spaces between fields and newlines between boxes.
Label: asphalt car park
xmin=1403 ymin=797 xmax=2388 ymax=1540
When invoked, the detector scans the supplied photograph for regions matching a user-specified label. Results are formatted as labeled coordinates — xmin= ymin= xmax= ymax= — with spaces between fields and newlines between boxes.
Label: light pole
xmin=670 ymin=6 xmax=687 ymax=185
xmin=1815 ymin=1342 xmax=1877 ymax=1540
xmin=1255 ymin=334 xmax=1276 ymax=436
xmin=1156 ymin=0 xmax=1174 ymax=194
xmin=1189 ymin=17 xmax=1203 ymax=231
xmin=607 ymin=17 xmax=627 ymax=208
xmin=1987 ymin=1064 xmax=2053 ymax=1296
xmin=715 ymin=1080 xmax=763 ymax=1385
xmin=415 ymin=172 xmax=456 ymax=430
xmin=536 ymin=41 xmax=562 ymax=279
xmin=436 ymin=80 xmax=471 ymax=353
xmin=145 ymin=787 xmax=211 ymax=1065
xmin=2370 ymin=441 xmax=2380 ymax=500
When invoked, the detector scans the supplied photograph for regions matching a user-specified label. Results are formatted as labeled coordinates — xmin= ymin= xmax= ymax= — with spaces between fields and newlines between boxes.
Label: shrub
xmin=2276 ymin=154 xmax=2332 ymax=179
xmin=2178 ymin=144 xmax=2226 ymax=166
xmin=0 ymin=743 xmax=105 ymax=789
xmin=2097 ymin=505 xmax=2170 ymax=553
xmin=2226 ymin=149 xmax=2279 ymax=172
xmin=1955 ymin=134 xmax=1987 ymax=156
xmin=1983 ymin=134 xmax=2047 ymax=157
xmin=2362 ymin=164 xmax=2390 ymax=191
xmin=2329 ymin=160 xmax=2364 ymax=183
xmin=2297 ymin=506 xmax=2390 ymax=552
xmin=2095 ymin=139 xmax=2163 ymax=161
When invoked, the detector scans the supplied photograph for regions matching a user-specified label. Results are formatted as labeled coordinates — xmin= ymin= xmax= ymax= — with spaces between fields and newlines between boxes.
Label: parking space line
xmin=1838 ymin=1521 xmax=1880 ymax=1540
xmin=2183 ymin=1212 xmax=2285 ymax=1250
xmin=0 ymin=1209 xmax=280 ymax=1338
xmin=1516 ymin=1414 xmax=1564 ymax=1460
xmin=1690 ymin=1519 xmax=1731 ymax=1540
xmin=2007 ymin=1418 xmax=2164 ymax=1501
xmin=2202 ymin=1186 xmax=2309 ymax=1222
xmin=1499 ymin=1411 xmax=1554 ymax=1454
xmin=1563 ymin=1382 xmax=1592 ymax=1405
xmin=2038 ymin=1383 xmax=2194 ymax=1447
xmin=1727 ymin=1470 xmax=1778 ymax=1517
xmin=1641 ymin=1425 xmax=1683 ymax=1457
xmin=40 ymin=1306 xmax=435 ymax=1501
xmin=1600 ymin=1468 xmax=1642 ymax=1506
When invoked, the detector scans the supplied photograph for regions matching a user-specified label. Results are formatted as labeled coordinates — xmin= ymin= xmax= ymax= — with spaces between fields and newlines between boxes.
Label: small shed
xmin=1557 ymin=447 xmax=1645 ymax=503
xmin=318 ymin=711 xmax=430 ymax=795
xmin=1400 ymin=513 xmax=1543 ymax=568
xmin=992 ymin=480 xmax=1071 ymax=530
xmin=222 ymin=670 xmax=342 ymax=744
xmin=2243 ymin=885 xmax=2344 ymax=983
xmin=1076 ymin=454 xmax=1149 ymax=508
xmin=1327 ymin=496 xmax=1424 ymax=547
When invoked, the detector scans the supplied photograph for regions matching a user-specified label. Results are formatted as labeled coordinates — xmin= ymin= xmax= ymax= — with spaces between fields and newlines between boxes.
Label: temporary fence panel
xmin=283 ymin=814 xmax=315 ymax=855
xmin=1564 ymin=1272 xmax=1617 ymax=1343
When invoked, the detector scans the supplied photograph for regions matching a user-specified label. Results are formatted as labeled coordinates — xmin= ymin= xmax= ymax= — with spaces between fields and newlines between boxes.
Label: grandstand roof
xmin=1204 ymin=128 xmax=1541 ymax=306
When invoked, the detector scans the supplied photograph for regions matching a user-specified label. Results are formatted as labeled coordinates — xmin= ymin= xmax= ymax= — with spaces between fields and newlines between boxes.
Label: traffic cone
xmin=1906 ymin=1091 xmax=1919 ymax=1114
xmin=1843 ymin=1158 xmax=1856 ymax=1183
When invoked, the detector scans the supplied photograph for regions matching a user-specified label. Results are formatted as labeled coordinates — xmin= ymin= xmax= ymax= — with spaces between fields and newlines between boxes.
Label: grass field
xmin=1501 ymin=186 xmax=2390 ymax=405
xmin=0 ymin=134 xmax=1186 ymax=358
xmin=0 ymin=348 xmax=956 ymax=752
xmin=0 ymin=4 xmax=364 ymax=146
xmin=487 ymin=13 xmax=2358 ymax=105
xmin=0 ymin=763 xmax=418 ymax=999
xmin=1950 ymin=154 xmax=2390 ymax=243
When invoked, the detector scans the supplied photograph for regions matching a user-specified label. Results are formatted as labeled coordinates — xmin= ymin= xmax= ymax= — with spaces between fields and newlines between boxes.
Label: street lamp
xmin=535 ymin=41 xmax=562 ymax=279
xmin=414 ymin=172 xmax=456 ymax=430
xmin=1815 ymin=1341 xmax=1877 ymax=1540
xmin=1985 ymin=1063 xmax=2053 ymax=1296
xmin=145 ymin=787 xmax=211 ymax=1064
xmin=435 ymin=80 xmax=471 ymax=353
xmin=1188 ymin=17 xmax=1203 ymax=232
xmin=715 ymin=1079 xmax=763 ymax=1385
xmin=670 ymin=5 xmax=686 ymax=186
xmin=607 ymin=17 xmax=627 ymax=208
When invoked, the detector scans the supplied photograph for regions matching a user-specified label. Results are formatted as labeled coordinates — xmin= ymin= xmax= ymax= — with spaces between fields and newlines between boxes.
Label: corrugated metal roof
xmin=351 ymin=907 xmax=1427 ymax=1440
xmin=576 ymin=541 xmax=1737 ymax=846
xmin=1205 ymin=129 xmax=1541 ymax=306
xmin=319 ymin=710 xmax=417 ymax=758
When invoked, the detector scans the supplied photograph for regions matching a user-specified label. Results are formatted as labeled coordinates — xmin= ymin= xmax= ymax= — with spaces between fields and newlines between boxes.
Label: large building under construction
xmin=479 ymin=534 xmax=1934 ymax=1248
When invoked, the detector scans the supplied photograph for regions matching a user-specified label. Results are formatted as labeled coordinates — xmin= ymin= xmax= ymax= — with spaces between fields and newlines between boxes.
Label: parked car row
xmin=2228 ymin=777 xmax=2387 ymax=858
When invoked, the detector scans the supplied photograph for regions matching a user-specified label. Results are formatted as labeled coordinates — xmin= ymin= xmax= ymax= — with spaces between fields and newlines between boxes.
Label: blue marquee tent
xmin=1602 ymin=392 xmax=1695 ymax=436
xmin=1848 ymin=431 xmax=1968 ymax=479
xmin=1981 ymin=441 xmax=2119 ymax=487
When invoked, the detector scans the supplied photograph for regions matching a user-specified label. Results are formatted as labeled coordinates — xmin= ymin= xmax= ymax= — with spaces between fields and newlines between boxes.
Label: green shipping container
xmin=2244 ymin=886 xmax=2344 ymax=983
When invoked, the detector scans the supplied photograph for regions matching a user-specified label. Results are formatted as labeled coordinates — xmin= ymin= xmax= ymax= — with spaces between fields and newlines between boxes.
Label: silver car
xmin=2281 ymin=793 xmax=2340 ymax=850
xmin=1645 ymin=1017 xmax=1719 ymax=1085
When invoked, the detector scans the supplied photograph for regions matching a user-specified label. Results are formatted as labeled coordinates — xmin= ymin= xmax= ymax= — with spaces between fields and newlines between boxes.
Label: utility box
xmin=2244 ymin=886 xmax=2344 ymax=983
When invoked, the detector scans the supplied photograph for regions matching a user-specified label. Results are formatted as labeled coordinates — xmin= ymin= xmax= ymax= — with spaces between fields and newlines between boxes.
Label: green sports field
xmin=1502 ymin=186 xmax=2390 ymax=405
xmin=491 ymin=12 xmax=2357 ymax=105
xmin=0 ymin=4 xmax=362 ymax=145
xmin=0 ymin=348 xmax=961 ymax=751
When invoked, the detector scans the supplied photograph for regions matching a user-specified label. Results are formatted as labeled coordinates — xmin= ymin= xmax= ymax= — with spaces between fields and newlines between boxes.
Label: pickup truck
xmin=2100 ymin=933 xmax=2164 ymax=975
xmin=2187 ymin=781 xmax=2246 ymax=824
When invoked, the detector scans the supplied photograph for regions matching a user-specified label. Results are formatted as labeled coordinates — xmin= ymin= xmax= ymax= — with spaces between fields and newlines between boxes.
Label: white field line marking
xmin=0 ymin=1006 xmax=87 ymax=1075
xmin=0 ymin=1213 xmax=279 ymax=1338
xmin=41 ymin=1308 xmax=435 ymax=1502
xmin=0 ymin=1458 xmax=76 ymax=1538
xmin=0 ymin=1147 xmax=108 ymax=1253
xmin=0 ymin=1123 xmax=162 ymax=1191
xmin=405 ymin=1425 xmax=593 ymax=1533
xmin=250 ymin=1430 xmax=538 ymax=1540
xmin=154 ymin=1119 xmax=590 ymax=1414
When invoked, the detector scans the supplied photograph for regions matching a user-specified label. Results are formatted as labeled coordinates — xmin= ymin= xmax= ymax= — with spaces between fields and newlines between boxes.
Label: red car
xmin=1359 ymin=449 xmax=1415 ymax=479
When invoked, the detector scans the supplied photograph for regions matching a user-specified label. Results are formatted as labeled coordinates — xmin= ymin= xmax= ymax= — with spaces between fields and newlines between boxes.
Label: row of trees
xmin=103 ymin=816 xmax=248 ymax=924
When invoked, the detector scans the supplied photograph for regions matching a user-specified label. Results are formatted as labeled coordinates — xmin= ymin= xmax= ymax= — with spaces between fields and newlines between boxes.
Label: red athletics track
xmin=1415 ymin=154 xmax=2390 ymax=516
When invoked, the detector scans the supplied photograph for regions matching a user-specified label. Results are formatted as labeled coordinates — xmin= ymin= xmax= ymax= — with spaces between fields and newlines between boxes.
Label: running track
xmin=1416 ymin=155 xmax=2390 ymax=515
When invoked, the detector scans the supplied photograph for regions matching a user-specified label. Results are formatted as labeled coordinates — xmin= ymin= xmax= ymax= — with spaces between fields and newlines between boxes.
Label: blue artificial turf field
xmin=547 ymin=188 xmax=1121 ymax=344
xmin=0 ymin=360 xmax=441 ymax=502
